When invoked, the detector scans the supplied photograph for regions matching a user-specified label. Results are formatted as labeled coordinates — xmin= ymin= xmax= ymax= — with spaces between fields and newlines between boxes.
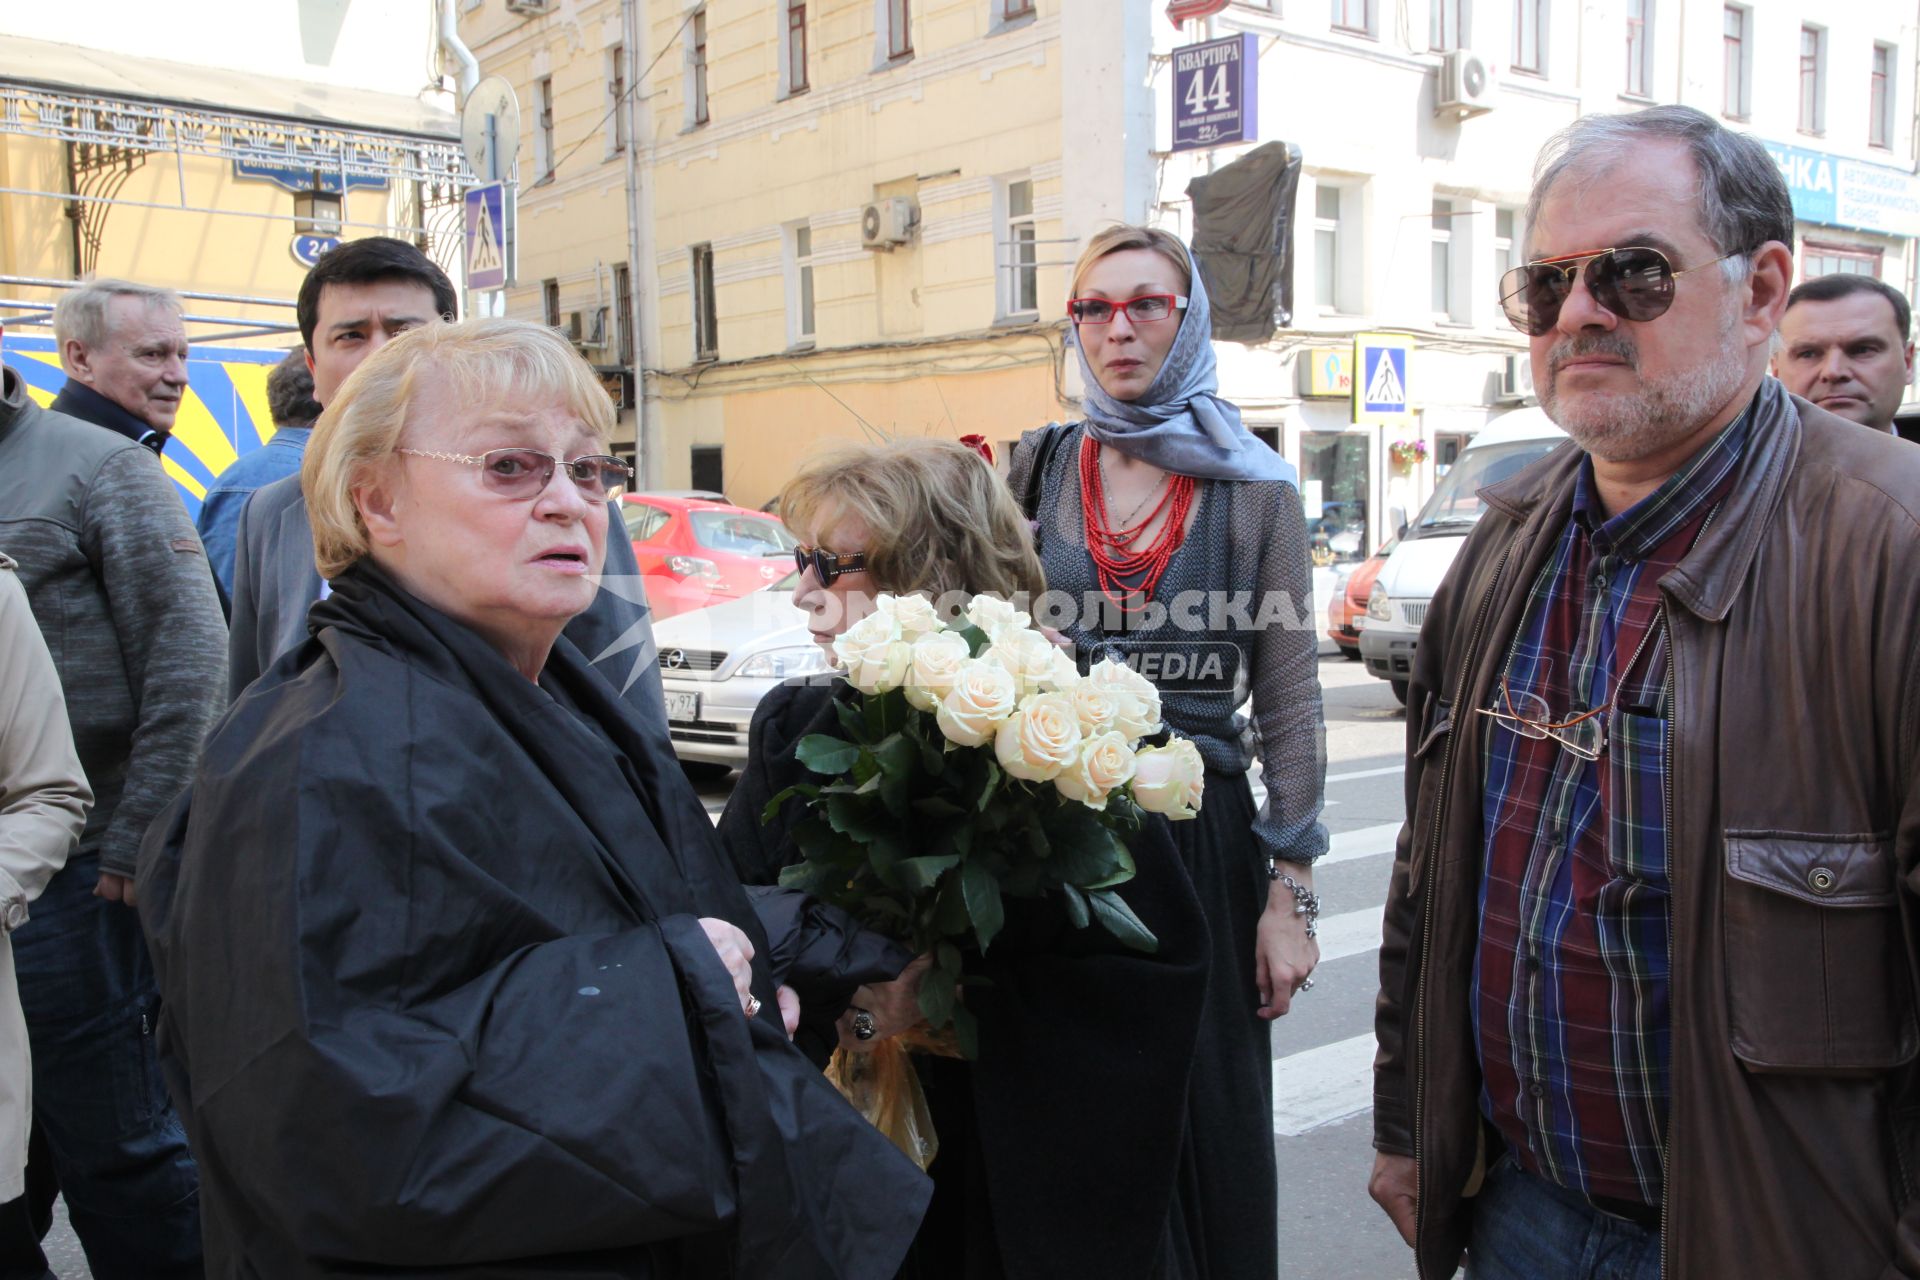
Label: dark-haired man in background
xmin=196 ymin=348 xmax=323 ymax=611
xmin=1772 ymin=273 xmax=1914 ymax=435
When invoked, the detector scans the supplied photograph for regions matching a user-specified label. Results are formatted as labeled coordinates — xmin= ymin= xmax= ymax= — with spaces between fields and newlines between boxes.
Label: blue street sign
xmin=1353 ymin=334 xmax=1414 ymax=424
xmin=1172 ymin=33 xmax=1258 ymax=153
xmin=290 ymin=235 xmax=340 ymax=268
xmin=464 ymin=182 xmax=512 ymax=291
xmin=233 ymin=160 xmax=387 ymax=195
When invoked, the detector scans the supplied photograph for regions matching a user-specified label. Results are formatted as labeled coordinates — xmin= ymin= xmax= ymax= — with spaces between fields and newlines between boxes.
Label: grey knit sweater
xmin=0 ymin=366 xmax=226 ymax=877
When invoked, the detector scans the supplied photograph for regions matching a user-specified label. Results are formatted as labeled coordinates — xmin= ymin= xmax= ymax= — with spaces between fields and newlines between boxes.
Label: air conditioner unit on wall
xmin=1499 ymin=353 xmax=1535 ymax=403
xmin=505 ymin=0 xmax=553 ymax=15
xmin=1436 ymin=50 xmax=1495 ymax=119
xmin=860 ymin=198 xmax=919 ymax=250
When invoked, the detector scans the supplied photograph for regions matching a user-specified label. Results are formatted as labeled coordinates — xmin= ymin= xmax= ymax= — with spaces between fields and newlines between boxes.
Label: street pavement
xmin=43 ymin=655 xmax=1416 ymax=1279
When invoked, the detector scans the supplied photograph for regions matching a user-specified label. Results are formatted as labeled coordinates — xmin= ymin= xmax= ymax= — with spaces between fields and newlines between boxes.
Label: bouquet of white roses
xmin=766 ymin=592 xmax=1205 ymax=1056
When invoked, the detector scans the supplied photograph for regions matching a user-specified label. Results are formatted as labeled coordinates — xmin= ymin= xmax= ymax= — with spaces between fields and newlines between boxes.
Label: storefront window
xmin=1299 ymin=431 xmax=1372 ymax=566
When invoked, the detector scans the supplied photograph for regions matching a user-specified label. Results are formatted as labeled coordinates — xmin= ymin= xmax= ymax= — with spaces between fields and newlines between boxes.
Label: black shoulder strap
xmin=1021 ymin=423 xmax=1066 ymax=520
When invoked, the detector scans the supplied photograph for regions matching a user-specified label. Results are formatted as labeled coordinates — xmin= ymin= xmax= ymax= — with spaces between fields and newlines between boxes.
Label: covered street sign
xmin=1352 ymin=333 xmax=1413 ymax=425
xmin=1172 ymin=33 xmax=1258 ymax=153
xmin=464 ymin=182 xmax=514 ymax=291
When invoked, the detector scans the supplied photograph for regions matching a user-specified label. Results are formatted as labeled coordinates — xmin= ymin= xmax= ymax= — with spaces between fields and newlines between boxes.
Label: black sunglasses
xmin=794 ymin=544 xmax=868 ymax=585
xmin=1498 ymin=245 xmax=1740 ymax=337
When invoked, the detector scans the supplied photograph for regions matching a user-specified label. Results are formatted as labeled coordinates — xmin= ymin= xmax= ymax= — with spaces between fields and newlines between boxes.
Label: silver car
xmin=648 ymin=568 xmax=835 ymax=774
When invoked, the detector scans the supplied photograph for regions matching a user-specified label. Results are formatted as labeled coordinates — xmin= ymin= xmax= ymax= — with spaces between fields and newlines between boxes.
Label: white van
xmin=1358 ymin=407 xmax=1569 ymax=701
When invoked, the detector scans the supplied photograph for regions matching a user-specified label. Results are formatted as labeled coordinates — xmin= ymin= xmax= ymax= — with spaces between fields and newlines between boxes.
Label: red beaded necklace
xmin=1079 ymin=436 xmax=1195 ymax=612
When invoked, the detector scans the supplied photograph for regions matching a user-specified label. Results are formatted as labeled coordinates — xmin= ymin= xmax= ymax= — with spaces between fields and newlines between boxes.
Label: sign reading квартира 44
xmin=1172 ymin=33 xmax=1258 ymax=153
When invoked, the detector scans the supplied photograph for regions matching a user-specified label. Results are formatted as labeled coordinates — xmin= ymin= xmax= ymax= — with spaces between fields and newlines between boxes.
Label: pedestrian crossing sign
xmin=464 ymin=182 xmax=514 ymax=291
xmin=1352 ymin=334 xmax=1414 ymax=424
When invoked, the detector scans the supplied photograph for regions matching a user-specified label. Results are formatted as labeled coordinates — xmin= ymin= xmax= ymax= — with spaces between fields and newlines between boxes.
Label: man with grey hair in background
xmin=49 ymin=279 xmax=191 ymax=455
xmin=1370 ymin=105 xmax=1920 ymax=1279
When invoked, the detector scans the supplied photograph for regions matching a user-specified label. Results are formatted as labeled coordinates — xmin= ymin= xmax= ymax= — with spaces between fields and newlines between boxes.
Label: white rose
xmin=992 ymin=691 xmax=1083 ymax=782
xmin=965 ymin=595 xmax=1032 ymax=640
xmin=1053 ymin=731 xmax=1138 ymax=809
xmin=1046 ymin=646 xmax=1082 ymax=692
xmin=935 ymin=659 xmax=1019 ymax=748
xmin=1068 ymin=683 xmax=1120 ymax=736
xmin=1087 ymin=658 xmax=1163 ymax=740
xmin=985 ymin=628 xmax=1060 ymax=700
xmin=902 ymin=629 xmax=972 ymax=712
xmin=885 ymin=592 xmax=941 ymax=640
xmin=1130 ymin=738 xmax=1206 ymax=819
xmin=833 ymin=611 xmax=912 ymax=695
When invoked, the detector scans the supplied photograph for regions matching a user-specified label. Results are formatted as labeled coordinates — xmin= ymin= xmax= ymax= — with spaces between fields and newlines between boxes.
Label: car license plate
xmin=664 ymin=691 xmax=699 ymax=722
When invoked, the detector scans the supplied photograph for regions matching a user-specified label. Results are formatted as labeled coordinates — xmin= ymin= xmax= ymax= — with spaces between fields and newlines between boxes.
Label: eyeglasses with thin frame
xmin=396 ymin=447 xmax=633 ymax=500
xmin=1066 ymin=294 xmax=1190 ymax=326
xmin=794 ymin=544 xmax=868 ymax=585
xmin=1498 ymin=245 xmax=1741 ymax=337
xmin=1474 ymin=674 xmax=1611 ymax=762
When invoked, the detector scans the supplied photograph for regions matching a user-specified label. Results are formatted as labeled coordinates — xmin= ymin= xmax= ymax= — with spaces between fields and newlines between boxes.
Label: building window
xmin=1313 ymin=186 xmax=1340 ymax=311
xmin=614 ymin=263 xmax=633 ymax=365
xmin=690 ymin=445 xmax=724 ymax=496
xmin=1430 ymin=198 xmax=1457 ymax=318
xmin=1493 ymin=206 xmax=1522 ymax=324
xmin=887 ymin=0 xmax=913 ymax=61
xmin=1001 ymin=0 xmax=1036 ymax=18
xmin=1624 ymin=0 xmax=1651 ymax=97
xmin=787 ymin=222 xmax=816 ymax=346
xmin=1332 ymin=0 xmax=1374 ymax=37
xmin=999 ymin=177 xmax=1038 ymax=319
xmin=1872 ymin=43 xmax=1895 ymax=149
xmin=1722 ymin=5 xmax=1750 ymax=119
xmin=784 ymin=0 xmax=809 ymax=95
xmin=691 ymin=244 xmax=717 ymax=361
xmin=543 ymin=279 xmax=561 ymax=329
xmin=608 ymin=45 xmax=628 ymax=153
xmin=1803 ymin=241 xmax=1883 ymax=280
xmin=1512 ymin=0 xmax=1547 ymax=74
xmin=1428 ymin=0 xmax=1463 ymax=51
xmin=1798 ymin=25 xmax=1825 ymax=135
xmin=535 ymin=76 xmax=555 ymax=176
xmin=690 ymin=9 xmax=710 ymax=128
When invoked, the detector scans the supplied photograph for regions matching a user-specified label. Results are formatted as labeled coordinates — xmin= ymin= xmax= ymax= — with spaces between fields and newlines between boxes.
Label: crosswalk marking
xmin=1273 ymin=1032 xmax=1379 ymax=1136
xmin=1327 ymin=764 xmax=1405 ymax=784
xmin=1316 ymin=904 xmax=1386 ymax=964
xmin=1322 ymin=822 xmax=1401 ymax=867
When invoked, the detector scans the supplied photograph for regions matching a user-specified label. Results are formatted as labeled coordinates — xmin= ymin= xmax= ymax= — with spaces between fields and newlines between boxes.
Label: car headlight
xmin=666 ymin=554 xmax=721 ymax=579
xmin=736 ymin=645 xmax=833 ymax=679
xmin=1367 ymin=582 xmax=1392 ymax=622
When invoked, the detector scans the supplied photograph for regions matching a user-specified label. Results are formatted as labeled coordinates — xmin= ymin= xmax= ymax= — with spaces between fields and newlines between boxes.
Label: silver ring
xmin=1298 ymin=977 xmax=1315 ymax=993
xmin=744 ymin=994 xmax=762 ymax=1018
xmin=851 ymin=1008 xmax=877 ymax=1041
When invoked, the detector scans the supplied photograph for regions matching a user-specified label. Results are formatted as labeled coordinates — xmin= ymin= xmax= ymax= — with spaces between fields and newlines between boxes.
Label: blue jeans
xmin=1468 ymin=1156 xmax=1661 ymax=1280
xmin=0 ymin=854 xmax=201 ymax=1279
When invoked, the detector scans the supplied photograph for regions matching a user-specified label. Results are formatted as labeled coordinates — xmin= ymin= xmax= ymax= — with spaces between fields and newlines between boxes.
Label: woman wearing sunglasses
xmin=721 ymin=437 xmax=1214 ymax=1279
xmin=1006 ymin=225 xmax=1328 ymax=1280
xmin=136 ymin=319 xmax=930 ymax=1278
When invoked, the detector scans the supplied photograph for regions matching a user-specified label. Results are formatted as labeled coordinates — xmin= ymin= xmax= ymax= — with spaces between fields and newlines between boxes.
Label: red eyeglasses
xmin=1066 ymin=294 xmax=1189 ymax=326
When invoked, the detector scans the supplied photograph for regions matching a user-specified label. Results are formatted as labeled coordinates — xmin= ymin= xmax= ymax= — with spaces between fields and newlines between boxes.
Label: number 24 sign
xmin=1172 ymin=33 xmax=1258 ymax=153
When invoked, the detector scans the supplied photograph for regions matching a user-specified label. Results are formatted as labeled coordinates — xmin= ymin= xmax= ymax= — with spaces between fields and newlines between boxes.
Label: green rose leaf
xmin=894 ymin=853 xmax=962 ymax=893
xmin=961 ymin=861 xmax=1005 ymax=953
xmin=874 ymin=732 xmax=919 ymax=782
xmin=1087 ymin=889 xmax=1159 ymax=954
xmin=795 ymin=734 xmax=862 ymax=775
xmin=1059 ymin=883 xmax=1091 ymax=929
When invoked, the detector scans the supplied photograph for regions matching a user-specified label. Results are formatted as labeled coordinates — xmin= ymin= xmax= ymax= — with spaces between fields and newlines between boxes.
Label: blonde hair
xmin=1068 ymin=224 xmax=1194 ymax=299
xmin=303 ymin=318 xmax=615 ymax=578
xmin=779 ymin=439 xmax=1046 ymax=605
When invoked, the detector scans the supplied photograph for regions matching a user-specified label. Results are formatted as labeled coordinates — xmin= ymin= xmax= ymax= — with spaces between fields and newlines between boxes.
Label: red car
xmin=1327 ymin=544 xmax=1392 ymax=660
xmin=620 ymin=494 xmax=799 ymax=619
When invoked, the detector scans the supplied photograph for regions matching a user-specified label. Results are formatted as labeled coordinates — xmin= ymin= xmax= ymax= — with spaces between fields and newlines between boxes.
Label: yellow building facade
xmin=461 ymin=0 xmax=1102 ymax=509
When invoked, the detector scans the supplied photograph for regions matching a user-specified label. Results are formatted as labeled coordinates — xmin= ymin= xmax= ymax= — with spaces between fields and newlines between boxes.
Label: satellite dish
xmin=461 ymin=76 xmax=522 ymax=181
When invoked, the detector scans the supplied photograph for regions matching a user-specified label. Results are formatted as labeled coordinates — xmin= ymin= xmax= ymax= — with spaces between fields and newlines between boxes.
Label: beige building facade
xmin=460 ymin=0 xmax=1146 ymax=508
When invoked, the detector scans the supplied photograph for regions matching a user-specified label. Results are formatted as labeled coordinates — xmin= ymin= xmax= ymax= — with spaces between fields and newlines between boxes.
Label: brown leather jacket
xmin=1374 ymin=379 xmax=1920 ymax=1280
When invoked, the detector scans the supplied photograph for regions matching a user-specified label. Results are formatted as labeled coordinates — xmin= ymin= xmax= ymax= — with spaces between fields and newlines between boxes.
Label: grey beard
xmin=1540 ymin=319 xmax=1747 ymax=464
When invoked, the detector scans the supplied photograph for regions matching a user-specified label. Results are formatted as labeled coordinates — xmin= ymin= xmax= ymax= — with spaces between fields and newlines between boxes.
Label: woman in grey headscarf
xmin=1006 ymin=225 xmax=1328 ymax=1280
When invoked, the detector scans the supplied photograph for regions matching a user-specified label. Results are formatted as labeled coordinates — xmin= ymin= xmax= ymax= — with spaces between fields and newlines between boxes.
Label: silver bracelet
xmin=1268 ymin=861 xmax=1320 ymax=939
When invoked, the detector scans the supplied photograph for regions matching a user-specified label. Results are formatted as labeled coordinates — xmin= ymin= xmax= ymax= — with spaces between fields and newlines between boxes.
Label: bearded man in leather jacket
xmin=1369 ymin=104 xmax=1920 ymax=1280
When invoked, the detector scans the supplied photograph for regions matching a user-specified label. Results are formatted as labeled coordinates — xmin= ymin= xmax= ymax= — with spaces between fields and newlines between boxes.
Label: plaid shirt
xmin=1472 ymin=406 xmax=1749 ymax=1205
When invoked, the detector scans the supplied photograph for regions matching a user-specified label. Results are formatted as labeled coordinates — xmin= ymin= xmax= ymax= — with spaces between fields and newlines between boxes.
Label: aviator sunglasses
xmin=794 ymin=544 xmax=868 ymax=585
xmin=397 ymin=447 xmax=633 ymax=500
xmin=1498 ymin=245 xmax=1740 ymax=336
